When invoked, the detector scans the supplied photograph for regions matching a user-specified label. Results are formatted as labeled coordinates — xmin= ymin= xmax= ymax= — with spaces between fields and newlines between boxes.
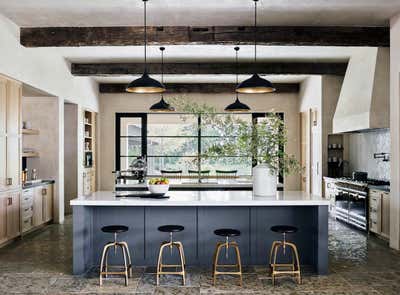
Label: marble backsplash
xmin=348 ymin=129 xmax=390 ymax=181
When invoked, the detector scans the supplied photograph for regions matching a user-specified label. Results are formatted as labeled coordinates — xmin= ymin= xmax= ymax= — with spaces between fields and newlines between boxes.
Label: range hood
xmin=332 ymin=48 xmax=389 ymax=134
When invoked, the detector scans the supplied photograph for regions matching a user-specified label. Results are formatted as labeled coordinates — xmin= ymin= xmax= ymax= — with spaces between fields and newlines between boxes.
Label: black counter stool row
xmin=99 ymin=224 xmax=301 ymax=287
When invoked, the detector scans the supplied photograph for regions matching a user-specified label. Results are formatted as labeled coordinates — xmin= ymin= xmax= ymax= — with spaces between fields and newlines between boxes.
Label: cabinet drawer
xmin=22 ymin=216 xmax=33 ymax=232
xmin=369 ymin=220 xmax=379 ymax=234
xmin=369 ymin=209 xmax=379 ymax=222
xmin=369 ymin=196 xmax=380 ymax=209
xmin=21 ymin=206 xmax=33 ymax=219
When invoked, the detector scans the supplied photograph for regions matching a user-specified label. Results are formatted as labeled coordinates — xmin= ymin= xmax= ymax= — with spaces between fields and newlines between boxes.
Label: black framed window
xmin=116 ymin=112 xmax=284 ymax=182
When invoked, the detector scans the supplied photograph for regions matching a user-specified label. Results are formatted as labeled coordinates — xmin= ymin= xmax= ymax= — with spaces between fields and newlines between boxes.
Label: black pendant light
xmin=225 ymin=47 xmax=250 ymax=112
xmin=149 ymin=47 xmax=175 ymax=112
xmin=236 ymin=0 xmax=275 ymax=94
xmin=126 ymin=0 xmax=166 ymax=93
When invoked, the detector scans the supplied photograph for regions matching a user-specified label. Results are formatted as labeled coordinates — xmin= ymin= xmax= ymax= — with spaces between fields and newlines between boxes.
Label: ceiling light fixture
xmin=149 ymin=47 xmax=175 ymax=112
xmin=126 ymin=0 xmax=166 ymax=93
xmin=225 ymin=47 xmax=251 ymax=112
xmin=236 ymin=0 xmax=275 ymax=94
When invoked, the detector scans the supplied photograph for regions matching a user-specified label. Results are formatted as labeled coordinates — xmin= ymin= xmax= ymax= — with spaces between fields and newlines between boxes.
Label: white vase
xmin=252 ymin=164 xmax=277 ymax=196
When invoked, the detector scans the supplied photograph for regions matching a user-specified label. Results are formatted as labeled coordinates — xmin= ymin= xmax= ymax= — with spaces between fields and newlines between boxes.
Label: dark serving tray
xmin=115 ymin=191 xmax=170 ymax=199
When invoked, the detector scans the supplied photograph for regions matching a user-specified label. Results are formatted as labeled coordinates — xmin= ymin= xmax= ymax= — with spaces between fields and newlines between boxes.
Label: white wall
xmin=98 ymin=92 xmax=301 ymax=191
xmin=22 ymin=97 xmax=63 ymax=222
xmin=390 ymin=14 xmax=400 ymax=250
xmin=347 ymin=129 xmax=390 ymax=181
xmin=0 ymin=14 xmax=100 ymax=223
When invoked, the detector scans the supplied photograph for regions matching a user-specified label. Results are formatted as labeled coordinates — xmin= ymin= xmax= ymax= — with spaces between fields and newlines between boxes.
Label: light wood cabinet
xmin=0 ymin=191 xmax=21 ymax=245
xmin=369 ymin=189 xmax=390 ymax=239
xmin=0 ymin=76 xmax=21 ymax=191
xmin=0 ymin=195 xmax=7 ymax=244
xmin=6 ymin=191 xmax=20 ymax=239
xmin=42 ymin=184 xmax=53 ymax=223
xmin=33 ymin=186 xmax=43 ymax=226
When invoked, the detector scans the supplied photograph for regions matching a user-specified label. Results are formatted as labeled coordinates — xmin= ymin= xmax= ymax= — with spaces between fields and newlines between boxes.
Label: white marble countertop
xmin=70 ymin=190 xmax=328 ymax=206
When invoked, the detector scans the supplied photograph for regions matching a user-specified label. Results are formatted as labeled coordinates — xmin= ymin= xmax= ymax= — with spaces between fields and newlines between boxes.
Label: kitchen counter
xmin=71 ymin=190 xmax=328 ymax=206
xmin=71 ymin=190 xmax=328 ymax=276
xmin=369 ymin=185 xmax=390 ymax=192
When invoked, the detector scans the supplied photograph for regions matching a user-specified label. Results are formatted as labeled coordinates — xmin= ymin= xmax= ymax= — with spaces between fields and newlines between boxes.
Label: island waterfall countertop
xmin=70 ymin=190 xmax=329 ymax=206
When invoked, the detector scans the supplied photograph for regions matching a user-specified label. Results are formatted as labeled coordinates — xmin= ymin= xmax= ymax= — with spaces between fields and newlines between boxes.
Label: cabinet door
xmin=381 ymin=193 xmax=390 ymax=238
xmin=6 ymin=79 xmax=21 ymax=136
xmin=0 ymin=136 xmax=6 ymax=190
xmin=0 ymin=194 xmax=7 ymax=244
xmin=6 ymin=136 xmax=20 ymax=188
xmin=6 ymin=191 xmax=20 ymax=239
xmin=0 ymin=78 xmax=6 ymax=136
xmin=43 ymin=185 xmax=53 ymax=222
xmin=33 ymin=187 xmax=43 ymax=226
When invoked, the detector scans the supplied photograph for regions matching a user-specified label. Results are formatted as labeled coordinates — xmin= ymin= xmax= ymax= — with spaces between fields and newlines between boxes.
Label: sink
xmin=25 ymin=179 xmax=42 ymax=185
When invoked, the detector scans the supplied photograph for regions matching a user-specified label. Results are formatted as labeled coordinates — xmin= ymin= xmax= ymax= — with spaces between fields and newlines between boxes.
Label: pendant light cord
xmin=235 ymin=46 xmax=239 ymax=99
xmin=254 ymin=0 xmax=257 ymax=64
xmin=144 ymin=0 xmax=147 ymax=72
xmin=161 ymin=48 xmax=164 ymax=84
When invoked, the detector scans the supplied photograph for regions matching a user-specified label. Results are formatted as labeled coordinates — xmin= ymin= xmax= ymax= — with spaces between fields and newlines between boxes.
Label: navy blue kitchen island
xmin=71 ymin=191 xmax=329 ymax=275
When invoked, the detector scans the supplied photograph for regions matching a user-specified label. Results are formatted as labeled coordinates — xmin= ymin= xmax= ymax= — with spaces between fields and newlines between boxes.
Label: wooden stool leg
xmin=232 ymin=243 xmax=243 ymax=287
xmin=176 ymin=241 xmax=186 ymax=267
xmin=99 ymin=243 xmax=112 ymax=286
xmin=212 ymin=242 xmax=222 ymax=276
xmin=213 ymin=243 xmax=224 ymax=286
xmin=104 ymin=245 xmax=111 ymax=278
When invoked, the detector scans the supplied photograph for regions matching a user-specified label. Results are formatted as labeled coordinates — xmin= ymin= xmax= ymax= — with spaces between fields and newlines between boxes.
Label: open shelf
xmin=22 ymin=128 xmax=39 ymax=135
xmin=22 ymin=152 xmax=39 ymax=158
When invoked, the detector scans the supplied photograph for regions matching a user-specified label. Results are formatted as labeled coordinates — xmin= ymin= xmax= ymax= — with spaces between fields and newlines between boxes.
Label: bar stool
xmin=212 ymin=228 xmax=242 ymax=286
xmin=99 ymin=225 xmax=132 ymax=286
xmin=156 ymin=225 xmax=186 ymax=286
xmin=269 ymin=225 xmax=301 ymax=285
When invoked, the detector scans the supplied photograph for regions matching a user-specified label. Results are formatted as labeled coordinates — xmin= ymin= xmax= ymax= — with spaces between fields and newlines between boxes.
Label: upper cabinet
xmin=0 ymin=76 xmax=21 ymax=191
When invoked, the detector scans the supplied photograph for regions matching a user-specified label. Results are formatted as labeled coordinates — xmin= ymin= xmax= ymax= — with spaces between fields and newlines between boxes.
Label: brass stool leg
xmin=156 ymin=242 xmax=168 ymax=286
xmin=177 ymin=243 xmax=186 ymax=286
xmin=176 ymin=241 xmax=186 ymax=267
xmin=268 ymin=241 xmax=278 ymax=274
xmin=271 ymin=242 xmax=282 ymax=286
xmin=119 ymin=243 xmax=129 ymax=286
xmin=99 ymin=243 xmax=113 ymax=286
xmin=212 ymin=242 xmax=222 ymax=277
xmin=286 ymin=242 xmax=301 ymax=284
xmin=120 ymin=241 xmax=133 ymax=277
xmin=232 ymin=243 xmax=243 ymax=287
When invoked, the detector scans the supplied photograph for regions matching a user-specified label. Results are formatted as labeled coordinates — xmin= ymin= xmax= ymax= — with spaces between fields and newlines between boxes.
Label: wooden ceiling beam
xmin=20 ymin=26 xmax=389 ymax=47
xmin=72 ymin=62 xmax=348 ymax=76
xmin=99 ymin=83 xmax=299 ymax=94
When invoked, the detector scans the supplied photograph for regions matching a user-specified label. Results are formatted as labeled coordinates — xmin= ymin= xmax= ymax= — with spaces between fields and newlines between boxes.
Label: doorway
xmin=64 ymin=102 xmax=78 ymax=215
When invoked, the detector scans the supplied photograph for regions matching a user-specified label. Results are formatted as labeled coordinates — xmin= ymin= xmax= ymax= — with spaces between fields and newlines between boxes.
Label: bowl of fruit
xmin=147 ymin=177 xmax=170 ymax=195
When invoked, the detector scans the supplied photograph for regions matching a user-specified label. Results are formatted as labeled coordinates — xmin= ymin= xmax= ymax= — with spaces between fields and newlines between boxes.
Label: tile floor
xmin=0 ymin=216 xmax=399 ymax=294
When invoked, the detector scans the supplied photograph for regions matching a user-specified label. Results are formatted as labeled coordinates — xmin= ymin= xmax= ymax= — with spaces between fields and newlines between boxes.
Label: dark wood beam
xmin=20 ymin=26 xmax=389 ymax=47
xmin=99 ymin=83 xmax=299 ymax=94
xmin=72 ymin=62 xmax=347 ymax=76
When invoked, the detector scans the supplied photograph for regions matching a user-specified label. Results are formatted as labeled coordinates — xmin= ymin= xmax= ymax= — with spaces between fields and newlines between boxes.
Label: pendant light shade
xmin=225 ymin=97 xmax=250 ymax=112
xmin=126 ymin=0 xmax=165 ymax=93
xmin=150 ymin=97 xmax=175 ymax=112
xmin=126 ymin=72 xmax=166 ymax=93
xmin=225 ymin=46 xmax=251 ymax=112
xmin=236 ymin=73 xmax=275 ymax=94
xmin=236 ymin=0 xmax=275 ymax=94
xmin=149 ymin=47 xmax=175 ymax=112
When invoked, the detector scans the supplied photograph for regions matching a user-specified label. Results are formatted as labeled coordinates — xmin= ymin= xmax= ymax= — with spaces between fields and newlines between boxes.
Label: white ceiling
xmin=0 ymin=0 xmax=399 ymax=27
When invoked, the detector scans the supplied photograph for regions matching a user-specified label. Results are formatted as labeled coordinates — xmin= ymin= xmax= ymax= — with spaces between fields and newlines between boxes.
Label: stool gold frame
xmin=156 ymin=235 xmax=186 ymax=286
xmin=99 ymin=235 xmax=132 ymax=286
xmin=212 ymin=238 xmax=243 ymax=286
xmin=269 ymin=235 xmax=301 ymax=285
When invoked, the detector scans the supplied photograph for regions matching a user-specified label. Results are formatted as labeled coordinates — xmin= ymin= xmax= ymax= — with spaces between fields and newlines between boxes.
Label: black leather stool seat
xmin=270 ymin=225 xmax=298 ymax=234
xmin=101 ymin=225 xmax=129 ymax=233
xmin=214 ymin=228 xmax=241 ymax=237
xmin=158 ymin=225 xmax=184 ymax=233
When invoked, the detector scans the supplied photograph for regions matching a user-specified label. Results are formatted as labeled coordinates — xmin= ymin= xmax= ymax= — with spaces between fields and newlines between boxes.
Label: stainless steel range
xmin=334 ymin=173 xmax=389 ymax=231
